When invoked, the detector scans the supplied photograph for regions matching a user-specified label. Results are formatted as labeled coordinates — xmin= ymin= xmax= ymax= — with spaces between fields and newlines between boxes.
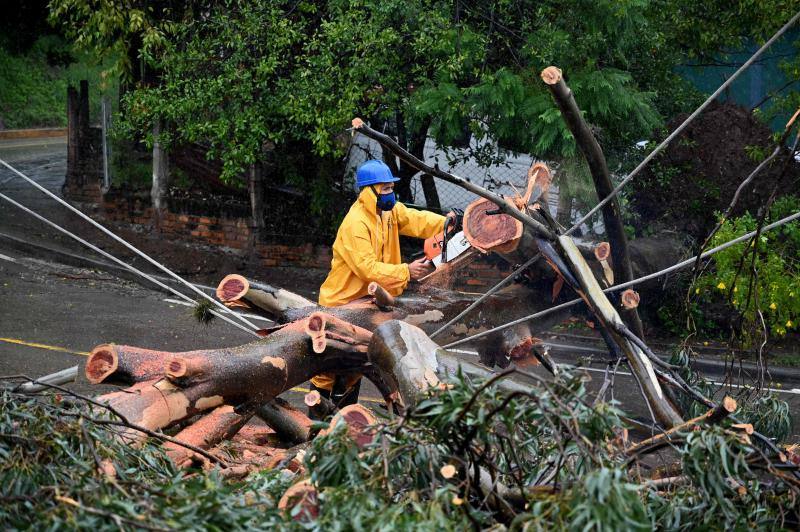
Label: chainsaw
xmin=423 ymin=209 xmax=469 ymax=267
xmin=419 ymin=162 xmax=553 ymax=275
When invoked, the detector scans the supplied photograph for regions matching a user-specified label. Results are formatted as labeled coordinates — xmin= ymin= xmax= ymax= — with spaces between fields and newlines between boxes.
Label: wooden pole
xmin=249 ymin=163 xmax=266 ymax=246
xmin=66 ymin=86 xmax=79 ymax=187
xmin=151 ymin=119 xmax=169 ymax=225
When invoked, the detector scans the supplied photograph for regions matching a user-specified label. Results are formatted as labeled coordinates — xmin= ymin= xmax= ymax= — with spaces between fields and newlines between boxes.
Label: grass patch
xmin=0 ymin=36 xmax=114 ymax=129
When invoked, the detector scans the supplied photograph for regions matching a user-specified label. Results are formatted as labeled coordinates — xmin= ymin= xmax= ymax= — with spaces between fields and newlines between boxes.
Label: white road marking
xmin=163 ymin=297 xmax=274 ymax=323
xmin=0 ymin=252 xmax=18 ymax=262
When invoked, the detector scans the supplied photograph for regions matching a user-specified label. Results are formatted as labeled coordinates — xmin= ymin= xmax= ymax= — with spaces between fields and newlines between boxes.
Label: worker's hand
xmin=408 ymin=257 xmax=434 ymax=281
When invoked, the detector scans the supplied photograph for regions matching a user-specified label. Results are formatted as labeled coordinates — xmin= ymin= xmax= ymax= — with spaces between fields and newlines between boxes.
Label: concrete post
xmin=151 ymin=120 xmax=169 ymax=224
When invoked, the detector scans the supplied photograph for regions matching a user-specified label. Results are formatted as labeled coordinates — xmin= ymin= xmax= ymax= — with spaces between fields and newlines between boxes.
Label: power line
xmin=433 ymin=9 xmax=800 ymax=340
xmin=565 ymin=9 xmax=800 ymax=236
xmin=0 ymin=158 xmax=261 ymax=333
xmin=444 ymin=209 xmax=800 ymax=349
xmin=0 ymin=192 xmax=259 ymax=338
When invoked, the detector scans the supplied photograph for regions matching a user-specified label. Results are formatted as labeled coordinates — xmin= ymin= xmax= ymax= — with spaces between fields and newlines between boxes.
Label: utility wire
xmin=565 ymin=9 xmax=800 ymax=236
xmin=430 ymin=252 xmax=540 ymax=339
xmin=433 ymin=9 xmax=800 ymax=340
xmin=444 ymin=210 xmax=800 ymax=349
xmin=0 ymin=158 xmax=261 ymax=332
xmin=0 ymin=192 xmax=259 ymax=338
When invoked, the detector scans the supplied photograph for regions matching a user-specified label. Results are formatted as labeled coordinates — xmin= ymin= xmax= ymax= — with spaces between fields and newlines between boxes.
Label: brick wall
xmin=454 ymin=257 xmax=513 ymax=291
xmin=93 ymin=190 xmax=335 ymax=269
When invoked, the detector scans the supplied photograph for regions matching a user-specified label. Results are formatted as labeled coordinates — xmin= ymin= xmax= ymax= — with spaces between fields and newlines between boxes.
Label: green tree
xmin=49 ymin=0 xmax=799 ymax=201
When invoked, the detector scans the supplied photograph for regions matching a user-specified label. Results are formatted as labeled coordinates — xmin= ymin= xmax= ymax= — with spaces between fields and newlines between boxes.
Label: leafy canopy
xmin=49 ymin=0 xmax=798 ymax=187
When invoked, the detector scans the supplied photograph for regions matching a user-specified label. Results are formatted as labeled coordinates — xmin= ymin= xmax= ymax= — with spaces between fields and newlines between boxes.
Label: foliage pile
xmin=2 ymin=366 xmax=797 ymax=530
xmin=628 ymin=101 xmax=800 ymax=240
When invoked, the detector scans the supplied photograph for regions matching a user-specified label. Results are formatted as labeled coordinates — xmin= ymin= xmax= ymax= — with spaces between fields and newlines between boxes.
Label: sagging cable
xmin=0 ymin=158 xmax=260 ymax=332
xmin=0 ymin=192 xmax=259 ymax=337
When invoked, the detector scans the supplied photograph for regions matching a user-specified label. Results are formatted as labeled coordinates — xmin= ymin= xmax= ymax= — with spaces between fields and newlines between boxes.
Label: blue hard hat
xmin=355 ymin=160 xmax=400 ymax=188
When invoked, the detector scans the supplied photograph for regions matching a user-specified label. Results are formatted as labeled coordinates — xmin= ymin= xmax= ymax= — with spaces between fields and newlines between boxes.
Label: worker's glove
xmin=446 ymin=208 xmax=464 ymax=234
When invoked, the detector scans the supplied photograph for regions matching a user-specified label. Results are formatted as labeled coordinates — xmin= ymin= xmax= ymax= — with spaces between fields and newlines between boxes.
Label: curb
xmin=545 ymin=339 xmax=800 ymax=385
xmin=0 ymin=128 xmax=67 ymax=140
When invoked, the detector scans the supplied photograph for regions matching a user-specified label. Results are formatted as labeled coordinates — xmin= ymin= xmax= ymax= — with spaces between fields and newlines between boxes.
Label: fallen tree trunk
xmin=552 ymin=236 xmax=683 ymax=426
xmin=164 ymin=405 xmax=251 ymax=467
xmin=541 ymin=65 xmax=644 ymax=337
xmin=352 ymin=118 xmax=684 ymax=427
xmin=216 ymin=274 xmax=563 ymax=365
xmin=89 ymin=312 xmax=375 ymax=441
xmin=257 ymin=398 xmax=313 ymax=445
xmin=216 ymin=274 xmax=315 ymax=313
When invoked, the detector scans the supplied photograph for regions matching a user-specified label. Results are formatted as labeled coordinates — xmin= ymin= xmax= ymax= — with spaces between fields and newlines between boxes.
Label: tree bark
xmin=257 ymin=398 xmax=313 ymax=445
xmin=88 ymin=313 xmax=375 ymax=442
xmin=164 ymin=405 xmax=251 ymax=467
xmin=541 ymin=66 xmax=644 ymax=338
xmin=420 ymin=174 xmax=442 ymax=211
xmin=151 ymin=120 xmax=169 ymax=226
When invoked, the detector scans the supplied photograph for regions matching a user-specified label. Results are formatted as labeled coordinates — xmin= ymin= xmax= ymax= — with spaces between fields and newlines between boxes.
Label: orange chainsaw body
xmin=424 ymin=230 xmax=446 ymax=261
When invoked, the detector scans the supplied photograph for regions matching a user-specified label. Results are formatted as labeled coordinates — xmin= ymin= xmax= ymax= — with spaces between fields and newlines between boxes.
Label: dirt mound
xmin=628 ymin=101 xmax=799 ymax=240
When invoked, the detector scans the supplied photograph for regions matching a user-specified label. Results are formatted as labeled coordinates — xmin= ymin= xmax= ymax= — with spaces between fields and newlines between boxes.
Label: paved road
xmin=0 ymin=136 xmax=72 ymax=244
xmin=1 ymin=136 xmax=798 ymax=441
xmin=0 ymin=251 xmax=356 ymax=407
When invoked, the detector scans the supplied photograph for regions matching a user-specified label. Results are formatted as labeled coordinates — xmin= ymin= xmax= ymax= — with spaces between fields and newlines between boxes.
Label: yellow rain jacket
xmin=312 ymin=187 xmax=446 ymax=390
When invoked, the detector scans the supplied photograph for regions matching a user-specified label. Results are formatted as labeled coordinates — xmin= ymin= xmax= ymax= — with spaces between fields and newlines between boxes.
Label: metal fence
xmin=345 ymin=132 xmax=560 ymax=216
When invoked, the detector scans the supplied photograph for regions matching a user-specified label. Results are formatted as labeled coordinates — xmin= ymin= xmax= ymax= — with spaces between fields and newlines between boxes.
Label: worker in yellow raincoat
xmin=311 ymin=159 xmax=451 ymax=417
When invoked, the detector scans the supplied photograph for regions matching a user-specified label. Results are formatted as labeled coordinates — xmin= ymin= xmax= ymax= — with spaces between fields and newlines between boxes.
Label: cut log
xmin=278 ymin=480 xmax=319 ymax=521
xmin=257 ymin=398 xmax=313 ymax=445
xmin=463 ymin=197 xmax=524 ymax=254
xmin=621 ymin=289 xmax=641 ymax=310
xmin=92 ymin=314 xmax=376 ymax=441
xmin=85 ymin=344 xmax=172 ymax=385
xmin=594 ymin=242 xmax=614 ymax=286
xmin=303 ymin=311 xmax=373 ymax=354
xmin=480 ymin=322 xmax=540 ymax=369
xmin=320 ymin=404 xmax=378 ymax=449
xmin=164 ymin=405 xmax=250 ymax=467
xmin=462 ymin=162 xmax=552 ymax=255
xmin=216 ymin=274 xmax=315 ymax=315
xmin=368 ymin=281 xmax=395 ymax=309
xmin=166 ymin=356 xmax=211 ymax=380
